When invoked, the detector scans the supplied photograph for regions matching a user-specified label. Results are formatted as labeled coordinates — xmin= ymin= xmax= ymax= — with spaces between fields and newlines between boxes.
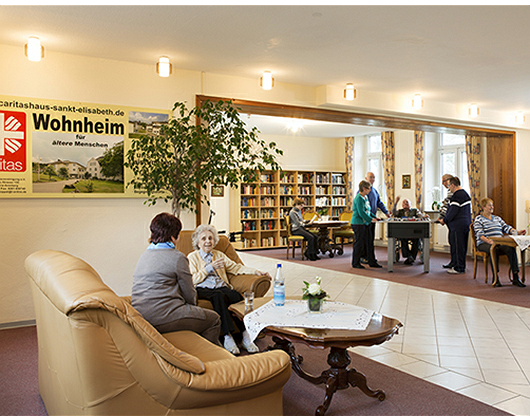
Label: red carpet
xmin=245 ymin=244 xmax=530 ymax=309
xmin=0 ymin=326 xmax=508 ymax=416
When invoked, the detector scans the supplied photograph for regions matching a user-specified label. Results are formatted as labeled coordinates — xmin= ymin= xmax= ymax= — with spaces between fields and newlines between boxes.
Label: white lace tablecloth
xmin=243 ymin=299 xmax=374 ymax=342
xmin=510 ymin=235 xmax=530 ymax=252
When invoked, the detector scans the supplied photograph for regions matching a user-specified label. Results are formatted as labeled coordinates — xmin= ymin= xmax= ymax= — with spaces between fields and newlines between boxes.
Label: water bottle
xmin=273 ymin=263 xmax=285 ymax=306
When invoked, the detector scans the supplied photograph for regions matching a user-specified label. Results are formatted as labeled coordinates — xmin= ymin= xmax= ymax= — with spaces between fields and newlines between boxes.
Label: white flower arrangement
xmin=302 ymin=277 xmax=328 ymax=300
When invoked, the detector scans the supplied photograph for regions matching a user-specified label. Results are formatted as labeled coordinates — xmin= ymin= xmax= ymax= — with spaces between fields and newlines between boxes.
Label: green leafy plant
xmin=125 ymin=100 xmax=283 ymax=216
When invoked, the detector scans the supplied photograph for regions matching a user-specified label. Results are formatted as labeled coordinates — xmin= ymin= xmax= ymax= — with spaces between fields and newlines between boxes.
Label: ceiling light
xmin=156 ymin=56 xmax=172 ymax=77
xmin=468 ymin=103 xmax=479 ymax=117
xmin=260 ymin=71 xmax=274 ymax=90
xmin=515 ymin=112 xmax=526 ymax=124
xmin=24 ymin=37 xmax=44 ymax=62
xmin=344 ymin=83 xmax=357 ymax=101
xmin=412 ymin=94 xmax=423 ymax=109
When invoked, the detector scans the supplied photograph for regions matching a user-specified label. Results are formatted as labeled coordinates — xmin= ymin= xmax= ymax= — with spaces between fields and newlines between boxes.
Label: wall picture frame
xmin=402 ymin=174 xmax=411 ymax=189
xmin=211 ymin=185 xmax=224 ymax=197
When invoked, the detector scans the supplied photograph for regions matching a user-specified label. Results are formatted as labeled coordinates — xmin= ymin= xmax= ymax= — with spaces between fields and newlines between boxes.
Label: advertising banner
xmin=0 ymin=95 xmax=169 ymax=198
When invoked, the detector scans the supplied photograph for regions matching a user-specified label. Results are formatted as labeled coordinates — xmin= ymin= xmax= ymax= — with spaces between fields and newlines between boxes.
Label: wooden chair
xmin=332 ymin=211 xmax=355 ymax=255
xmin=470 ymin=223 xmax=489 ymax=283
xmin=285 ymin=215 xmax=306 ymax=260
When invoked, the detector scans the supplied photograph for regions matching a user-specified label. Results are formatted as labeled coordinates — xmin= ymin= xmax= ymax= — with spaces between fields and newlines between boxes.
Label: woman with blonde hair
xmin=473 ymin=197 xmax=526 ymax=287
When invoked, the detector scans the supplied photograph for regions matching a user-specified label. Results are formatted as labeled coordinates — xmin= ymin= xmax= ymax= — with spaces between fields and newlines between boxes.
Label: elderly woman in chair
xmin=473 ymin=197 xmax=526 ymax=287
xmin=188 ymin=224 xmax=270 ymax=355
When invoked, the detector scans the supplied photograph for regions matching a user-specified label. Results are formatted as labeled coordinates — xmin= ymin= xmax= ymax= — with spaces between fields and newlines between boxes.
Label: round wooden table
xmin=230 ymin=297 xmax=403 ymax=415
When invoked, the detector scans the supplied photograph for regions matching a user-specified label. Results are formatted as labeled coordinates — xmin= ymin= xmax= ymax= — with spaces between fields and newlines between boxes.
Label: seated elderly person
xmin=392 ymin=196 xmax=426 ymax=265
xmin=188 ymin=224 xmax=270 ymax=355
xmin=132 ymin=212 xmax=221 ymax=344
xmin=474 ymin=197 xmax=526 ymax=287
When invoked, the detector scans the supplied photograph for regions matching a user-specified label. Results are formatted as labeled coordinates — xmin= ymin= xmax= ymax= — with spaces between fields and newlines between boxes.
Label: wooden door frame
xmin=195 ymin=95 xmax=516 ymax=226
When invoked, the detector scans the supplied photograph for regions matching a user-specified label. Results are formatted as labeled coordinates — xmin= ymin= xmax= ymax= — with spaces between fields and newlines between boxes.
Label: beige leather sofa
xmin=177 ymin=231 xmax=271 ymax=310
xmin=25 ymin=250 xmax=291 ymax=416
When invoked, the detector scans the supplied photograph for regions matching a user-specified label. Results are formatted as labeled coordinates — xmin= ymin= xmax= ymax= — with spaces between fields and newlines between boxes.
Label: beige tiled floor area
xmin=239 ymin=252 xmax=530 ymax=416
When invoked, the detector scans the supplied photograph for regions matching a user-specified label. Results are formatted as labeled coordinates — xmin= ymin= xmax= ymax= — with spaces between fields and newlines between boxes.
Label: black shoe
xmin=369 ymin=262 xmax=383 ymax=268
xmin=442 ymin=263 xmax=454 ymax=269
xmin=360 ymin=258 xmax=368 ymax=264
xmin=404 ymin=257 xmax=414 ymax=265
xmin=512 ymin=273 xmax=526 ymax=287
xmin=493 ymin=281 xmax=503 ymax=287
xmin=313 ymin=255 xmax=321 ymax=260
xmin=352 ymin=264 xmax=365 ymax=269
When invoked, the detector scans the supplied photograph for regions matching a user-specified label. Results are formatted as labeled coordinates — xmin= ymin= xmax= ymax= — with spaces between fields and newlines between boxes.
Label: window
xmin=439 ymin=134 xmax=469 ymax=199
xmin=366 ymin=134 xmax=387 ymax=205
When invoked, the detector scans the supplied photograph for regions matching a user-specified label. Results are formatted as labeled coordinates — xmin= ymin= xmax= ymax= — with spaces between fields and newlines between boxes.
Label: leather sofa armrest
xmin=229 ymin=274 xmax=271 ymax=297
xmin=158 ymin=350 xmax=291 ymax=391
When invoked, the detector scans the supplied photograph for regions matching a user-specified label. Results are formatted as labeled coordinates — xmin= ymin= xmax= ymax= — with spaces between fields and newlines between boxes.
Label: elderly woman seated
xmin=473 ymin=197 xmax=527 ymax=287
xmin=188 ymin=224 xmax=271 ymax=355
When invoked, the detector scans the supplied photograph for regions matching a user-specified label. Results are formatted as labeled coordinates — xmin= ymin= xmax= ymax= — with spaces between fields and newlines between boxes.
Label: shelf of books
xmin=238 ymin=170 xmax=348 ymax=250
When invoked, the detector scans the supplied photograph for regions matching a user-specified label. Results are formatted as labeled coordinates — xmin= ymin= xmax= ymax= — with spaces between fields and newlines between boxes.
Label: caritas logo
xmin=0 ymin=111 xmax=26 ymax=172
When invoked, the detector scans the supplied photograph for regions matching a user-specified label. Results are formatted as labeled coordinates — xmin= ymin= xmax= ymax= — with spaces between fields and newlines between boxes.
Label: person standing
xmin=362 ymin=172 xmax=390 ymax=265
xmin=443 ymin=177 xmax=472 ymax=274
xmin=351 ymin=180 xmax=381 ymax=269
xmin=437 ymin=174 xmax=454 ymax=269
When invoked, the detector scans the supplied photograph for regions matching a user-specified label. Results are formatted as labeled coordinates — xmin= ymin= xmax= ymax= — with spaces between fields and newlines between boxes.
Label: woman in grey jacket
xmin=288 ymin=198 xmax=320 ymax=261
xmin=132 ymin=212 xmax=221 ymax=345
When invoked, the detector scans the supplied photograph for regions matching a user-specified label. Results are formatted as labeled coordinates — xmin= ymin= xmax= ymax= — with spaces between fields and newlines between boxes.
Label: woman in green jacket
xmin=351 ymin=180 xmax=381 ymax=268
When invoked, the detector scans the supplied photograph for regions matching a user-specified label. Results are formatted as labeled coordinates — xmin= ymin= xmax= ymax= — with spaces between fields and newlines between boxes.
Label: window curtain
xmin=465 ymin=135 xmax=482 ymax=217
xmin=381 ymin=131 xmax=395 ymax=211
xmin=414 ymin=131 xmax=424 ymax=210
xmin=345 ymin=137 xmax=354 ymax=208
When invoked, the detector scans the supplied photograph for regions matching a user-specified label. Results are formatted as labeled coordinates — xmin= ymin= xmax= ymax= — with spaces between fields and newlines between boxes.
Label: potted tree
xmin=125 ymin=99 xmax=283 ymax=216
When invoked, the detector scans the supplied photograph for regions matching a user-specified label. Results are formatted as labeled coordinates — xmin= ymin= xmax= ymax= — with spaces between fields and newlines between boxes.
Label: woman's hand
xmin=211 ymin=257 xmax=225 ymax=270
xmin=517 ymin=229 xmax=527 ymax=235
xmin=256 ymin=271 xmax=270 ymax=278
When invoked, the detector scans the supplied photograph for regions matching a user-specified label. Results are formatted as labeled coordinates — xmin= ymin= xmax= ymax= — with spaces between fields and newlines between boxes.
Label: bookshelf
xmin=238 ymin=170 xmax=348 ymax=249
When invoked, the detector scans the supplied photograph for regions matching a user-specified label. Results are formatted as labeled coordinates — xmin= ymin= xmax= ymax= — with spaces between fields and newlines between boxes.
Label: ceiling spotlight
xmin=156 ymin=56 xmax=172 ymax=77
xmin=260 ymin=71 xmax=274 ymax=90
xmin=24 ymin=36 xmax=44 ymax=62
xmin=344 ymin=83 xmax=357 ymax=101
xmin=412 ymin=94 xmax=423 ymax=109
xmin=468 ymin=103 xmax=479 ymax=117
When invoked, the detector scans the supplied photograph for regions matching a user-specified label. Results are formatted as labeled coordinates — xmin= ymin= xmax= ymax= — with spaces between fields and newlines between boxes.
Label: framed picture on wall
xmin=211 ymin=185 xmax=224 ymax=197
xmin=402 ymin=174 xmax=411 ymax=189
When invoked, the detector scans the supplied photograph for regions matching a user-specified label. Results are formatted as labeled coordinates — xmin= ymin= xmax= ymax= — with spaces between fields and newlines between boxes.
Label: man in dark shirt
xmin=443 ymin=177 xmax=472 ymax=274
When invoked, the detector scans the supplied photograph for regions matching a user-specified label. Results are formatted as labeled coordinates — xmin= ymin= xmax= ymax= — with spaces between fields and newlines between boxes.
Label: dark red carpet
xmin=245 ymin=244 xmax=530 ymax=309
xmin=0 ymin=326 xmax=509 ymax=416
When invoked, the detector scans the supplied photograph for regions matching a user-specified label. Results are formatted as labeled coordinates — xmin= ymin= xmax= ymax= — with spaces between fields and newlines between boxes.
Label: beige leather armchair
xmin=25 ymin=250 xmax=291 ymax=416
xmin=177 ymin=231 xmax=271 ymax=310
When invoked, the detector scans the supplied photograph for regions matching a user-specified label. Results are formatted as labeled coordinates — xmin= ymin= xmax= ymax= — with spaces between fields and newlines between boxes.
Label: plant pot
xmin=307 ymin=296 xmax=323 ymax=313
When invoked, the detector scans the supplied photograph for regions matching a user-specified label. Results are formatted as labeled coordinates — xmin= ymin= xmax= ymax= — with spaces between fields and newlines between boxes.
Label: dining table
xmin=306 ymin=219 xmax=348 ymax=258
xmin=489 ymin=235 xmax=529 ymax=287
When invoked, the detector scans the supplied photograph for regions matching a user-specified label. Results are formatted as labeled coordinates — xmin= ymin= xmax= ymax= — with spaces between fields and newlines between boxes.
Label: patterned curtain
xmin=414 ymin=131 xmax=424 ymax=210
xmin=465 ymin=135 xmax=482 ymax=217
xmin=345 ymin=137 xmax=354 ymax=208
xmin=381 ymin=131 xmax=395 ymax=211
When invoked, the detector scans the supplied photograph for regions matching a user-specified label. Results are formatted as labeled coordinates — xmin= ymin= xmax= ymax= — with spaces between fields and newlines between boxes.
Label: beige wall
xmin=1 ymin=42 xmax=530 ymax=325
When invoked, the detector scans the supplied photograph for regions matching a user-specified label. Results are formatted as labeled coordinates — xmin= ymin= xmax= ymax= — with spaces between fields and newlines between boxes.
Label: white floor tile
xmin=238 ymin=252 xmax=530 ymax=414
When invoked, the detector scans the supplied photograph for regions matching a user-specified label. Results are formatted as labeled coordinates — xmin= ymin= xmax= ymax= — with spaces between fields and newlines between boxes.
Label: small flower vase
xmin=307 ymin=296 xmax=323 ymax=313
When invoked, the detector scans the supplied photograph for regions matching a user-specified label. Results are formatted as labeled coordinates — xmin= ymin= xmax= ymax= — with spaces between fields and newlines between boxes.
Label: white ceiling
xmin=2 ymin=5 xmax=529 ymax=138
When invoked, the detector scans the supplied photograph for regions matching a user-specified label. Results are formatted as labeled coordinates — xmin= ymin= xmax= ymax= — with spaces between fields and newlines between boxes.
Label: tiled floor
xmin=239 ymin=252 xmax=530 ymax=416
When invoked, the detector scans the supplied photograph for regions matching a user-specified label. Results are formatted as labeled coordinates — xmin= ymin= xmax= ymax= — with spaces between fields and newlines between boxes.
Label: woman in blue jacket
xmin=351 ymin=180 xmax=381 ymax=268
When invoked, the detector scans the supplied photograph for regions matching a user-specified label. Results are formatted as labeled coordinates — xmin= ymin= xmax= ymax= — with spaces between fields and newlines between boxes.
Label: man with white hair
xmin=392 ymin=196 xmax=425 ymax=265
